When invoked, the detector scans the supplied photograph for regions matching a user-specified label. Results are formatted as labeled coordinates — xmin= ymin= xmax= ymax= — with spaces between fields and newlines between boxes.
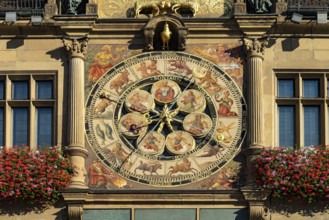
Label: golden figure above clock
xmin=86 ymin=52 xmax=246 ymax=187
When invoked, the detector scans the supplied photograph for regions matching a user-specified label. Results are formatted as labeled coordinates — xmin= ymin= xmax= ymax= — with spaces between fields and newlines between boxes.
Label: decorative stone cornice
xmin=243 ymin=37 xmax=269 ymax=59
xmin=63 ymin=37 xmax=88 ymax=59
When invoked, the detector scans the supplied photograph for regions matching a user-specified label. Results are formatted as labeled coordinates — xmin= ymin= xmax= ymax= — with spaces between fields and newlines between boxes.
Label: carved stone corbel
xmin=178 ymin=27 xmax=188 ymax=51
xmin=68 ymin=203 xmax=83 ymax=220
xmin=234 ymin=0 xmax=247 ymax=15
xmin=144 ymin=27 xmax=155 ymax=51
xmin=241 ymin=187 xmax=271 ymax=220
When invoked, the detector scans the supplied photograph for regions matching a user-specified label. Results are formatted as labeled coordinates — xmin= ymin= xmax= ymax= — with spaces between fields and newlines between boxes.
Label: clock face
xmin=85 ymin=51 xmax=246 ymax=187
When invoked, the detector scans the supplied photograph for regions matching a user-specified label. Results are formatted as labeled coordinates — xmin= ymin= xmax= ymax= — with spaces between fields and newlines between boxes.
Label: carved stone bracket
xmin=63 ymin=37 xmax=89 ymax=60
xmin=177 ymin=27 xmax=188 ymax=51
xmin=243 ymin=37 xmax=269 ymax=58
xmin=241 ymin=187 xmax=271 ymax=220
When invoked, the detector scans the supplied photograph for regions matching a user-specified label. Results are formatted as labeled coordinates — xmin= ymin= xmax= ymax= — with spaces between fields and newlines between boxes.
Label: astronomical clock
xmin=85 ymin=51 xmax=246 ymax=188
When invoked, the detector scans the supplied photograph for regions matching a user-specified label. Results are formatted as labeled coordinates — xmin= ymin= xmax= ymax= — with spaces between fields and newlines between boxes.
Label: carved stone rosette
xmin=243 ymin=37 xmax=268 ymax=185
xmin=63 ymin=37 xmax=89 ymax=189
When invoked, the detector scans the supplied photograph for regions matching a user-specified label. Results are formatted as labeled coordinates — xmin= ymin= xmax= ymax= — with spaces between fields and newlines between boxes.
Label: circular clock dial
xmin=86 ymin=52 xmax=246 ymax=187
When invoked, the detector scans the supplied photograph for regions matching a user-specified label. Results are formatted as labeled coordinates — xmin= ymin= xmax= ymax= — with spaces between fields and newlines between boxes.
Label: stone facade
xmin=0 ymin=0 xmax=329 ymax=219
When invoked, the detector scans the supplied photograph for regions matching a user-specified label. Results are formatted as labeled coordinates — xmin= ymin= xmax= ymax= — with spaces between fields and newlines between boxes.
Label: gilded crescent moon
xmin=192 ymin=68 xmax=206 ymax=79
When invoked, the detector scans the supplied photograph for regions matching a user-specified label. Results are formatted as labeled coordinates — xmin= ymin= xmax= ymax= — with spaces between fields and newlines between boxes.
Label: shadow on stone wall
xmin=0 ymin=198 xmax=67 ymax=219
xmin=269 ymin=197 xmax=329 ymax=217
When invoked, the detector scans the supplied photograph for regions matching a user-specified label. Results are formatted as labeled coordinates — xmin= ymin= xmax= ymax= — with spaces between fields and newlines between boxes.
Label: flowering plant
xmin=0 ymin=146 xmax=73 ymax=207
xmin=255 ymin=146 xmax=329 ymax=203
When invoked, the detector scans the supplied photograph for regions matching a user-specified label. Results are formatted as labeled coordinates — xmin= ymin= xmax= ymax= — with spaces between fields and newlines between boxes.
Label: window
xmin=276 ymin=73 xmax=327 ymax=148
xmin=0 ymin=75 xmax=55 ymax=147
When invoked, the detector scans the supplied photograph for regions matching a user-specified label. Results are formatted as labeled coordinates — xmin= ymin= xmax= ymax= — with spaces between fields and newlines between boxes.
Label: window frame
xmin=0 ymin=73 xmax=56 ymax=148
xmin=275 ymin=71 xmax=328 ymax=148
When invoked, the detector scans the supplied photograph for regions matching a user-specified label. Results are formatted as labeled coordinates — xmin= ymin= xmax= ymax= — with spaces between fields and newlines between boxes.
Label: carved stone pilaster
xmin=275 ymin=0 xmax=288 ymax=16
xmin=178 ymin=27 xmax=188 ymax=51
xmin=44 ymin=0 xmax=58 ymax=20
xmin=241 ymin=187 xmax=271 ymax=220
xmin=86 ymin=0 xmax=98 ymax=15
xmin=63 ymin=37 xmax=89 ymax=189
xmin=67 ymin=203 xmax=83 ymax=220
xmin=144 ymin=27 xmax=155 ymax=51
xmin=234 ymin=0 xmax=247 ymax=14
xmin=243 ymin=37 xmax=268 ymax=185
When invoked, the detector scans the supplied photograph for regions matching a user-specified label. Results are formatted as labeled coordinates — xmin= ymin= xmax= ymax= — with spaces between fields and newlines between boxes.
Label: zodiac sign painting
xmin=85 ymin=51 xmax=246 ymax=187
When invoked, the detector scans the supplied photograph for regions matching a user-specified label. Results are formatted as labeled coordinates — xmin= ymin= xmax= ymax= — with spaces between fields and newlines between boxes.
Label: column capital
xmin=63 ymin=37 xmax=89 ymax=59
xmin=243 ymin=37 xmax=269 ymax=59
